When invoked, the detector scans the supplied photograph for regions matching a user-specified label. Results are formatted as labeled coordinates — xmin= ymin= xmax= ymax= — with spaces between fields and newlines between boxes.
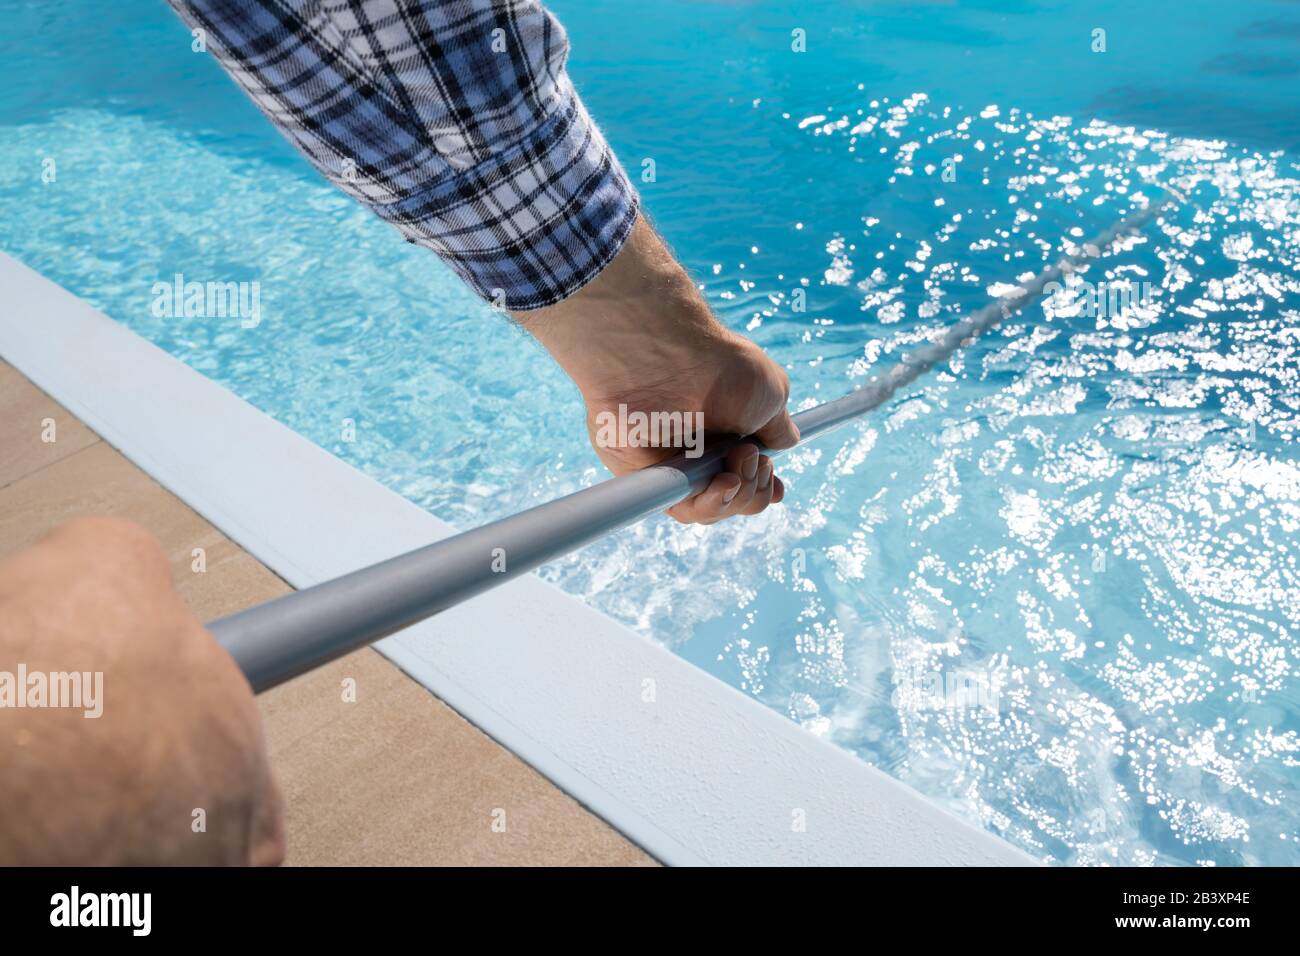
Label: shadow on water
xmin=1087 ymin=83 xmax=1300 ymax=154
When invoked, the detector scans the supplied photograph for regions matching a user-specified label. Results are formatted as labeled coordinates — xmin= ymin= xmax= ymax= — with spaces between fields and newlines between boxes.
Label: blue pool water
xmin=2 ymin=1 xmax=1298 ymax=864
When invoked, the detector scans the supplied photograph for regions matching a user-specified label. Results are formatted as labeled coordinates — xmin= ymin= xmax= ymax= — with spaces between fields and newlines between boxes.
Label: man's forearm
xmin=512 ymin=214 xmax=731 ymax=402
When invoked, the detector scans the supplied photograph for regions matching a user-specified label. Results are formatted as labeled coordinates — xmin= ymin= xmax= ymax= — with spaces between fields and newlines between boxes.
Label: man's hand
xmin=0 ymin=518 xmax=284 ymax=865
xmin=515 ymin=214 xmax=799 ymax=524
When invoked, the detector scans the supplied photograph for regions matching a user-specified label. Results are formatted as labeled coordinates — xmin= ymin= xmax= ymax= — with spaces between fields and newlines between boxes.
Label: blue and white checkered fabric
xmin=168 ymin=0 xmax=640 ymax=309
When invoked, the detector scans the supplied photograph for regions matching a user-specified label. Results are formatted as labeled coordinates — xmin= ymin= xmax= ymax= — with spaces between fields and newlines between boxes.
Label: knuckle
xmin=51 ymin=516 xmax=173 ymax=588
xmin=56 ymin=516 xmax=166 ymax=563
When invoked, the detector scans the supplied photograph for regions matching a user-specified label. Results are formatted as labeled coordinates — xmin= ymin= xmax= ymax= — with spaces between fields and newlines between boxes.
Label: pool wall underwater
xmin=0 ymin=251 xmax=1034 ymax=866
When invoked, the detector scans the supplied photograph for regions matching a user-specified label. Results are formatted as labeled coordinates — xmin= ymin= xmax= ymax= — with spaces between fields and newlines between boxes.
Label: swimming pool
xmin=2 ymin=0 xmax=1297 ymax=865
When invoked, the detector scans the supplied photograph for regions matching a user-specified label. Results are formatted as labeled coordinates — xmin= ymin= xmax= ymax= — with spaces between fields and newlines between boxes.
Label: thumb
xmin=754 ymin=408 xmax=800 ymax=451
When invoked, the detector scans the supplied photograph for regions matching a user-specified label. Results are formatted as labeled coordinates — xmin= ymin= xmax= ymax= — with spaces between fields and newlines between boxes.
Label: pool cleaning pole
xmin=211 ymin=197 xmax=1173 ymax=693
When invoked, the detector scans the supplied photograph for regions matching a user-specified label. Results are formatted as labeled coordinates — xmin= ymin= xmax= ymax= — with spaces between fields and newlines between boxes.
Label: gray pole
xmin=211 ymin=198 xmax=1172 ymax=692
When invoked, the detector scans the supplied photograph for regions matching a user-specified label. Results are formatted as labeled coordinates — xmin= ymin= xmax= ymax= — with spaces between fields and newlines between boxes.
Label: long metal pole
xmin=212 ymin=198 xmax=1172 ymax=692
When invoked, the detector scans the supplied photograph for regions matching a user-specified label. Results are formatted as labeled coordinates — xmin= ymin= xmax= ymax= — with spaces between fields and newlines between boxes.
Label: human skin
xmin=0 ymin=517 xmax=284 ymax=865
xmin=516 ymin=212 xmax=800 ymax=524
xmin=0 ymin=215 xmax=789 ymax=865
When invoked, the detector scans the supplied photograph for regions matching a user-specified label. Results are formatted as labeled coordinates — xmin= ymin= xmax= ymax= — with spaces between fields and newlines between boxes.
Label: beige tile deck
xmin=0 ymin=359 xmax=654 ymax=866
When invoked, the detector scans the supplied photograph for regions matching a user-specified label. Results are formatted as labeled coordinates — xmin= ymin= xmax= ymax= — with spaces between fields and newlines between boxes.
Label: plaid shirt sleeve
xmin=166 ymin=0 xmax=640 ymax=310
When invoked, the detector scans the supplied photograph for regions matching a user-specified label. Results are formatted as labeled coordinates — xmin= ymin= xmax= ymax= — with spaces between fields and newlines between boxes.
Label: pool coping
xmin=0 ymin=250 xmax=1036 ymax=866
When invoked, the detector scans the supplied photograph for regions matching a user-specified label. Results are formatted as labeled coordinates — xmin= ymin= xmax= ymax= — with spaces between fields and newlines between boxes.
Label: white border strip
xmin=1 ymin=252 xmax=1035 ymax=866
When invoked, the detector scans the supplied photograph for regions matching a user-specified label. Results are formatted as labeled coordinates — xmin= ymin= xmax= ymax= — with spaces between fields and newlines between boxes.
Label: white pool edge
xmin=1 ymin=251 xmax=1037 ymax=866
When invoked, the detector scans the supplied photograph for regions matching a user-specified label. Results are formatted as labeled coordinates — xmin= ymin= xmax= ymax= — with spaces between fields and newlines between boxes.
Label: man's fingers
xmin=754 ymin=408 xmax=800 ymax=451
xmin=668 ymin=442 xmax=758 ymax=523
xmin=723 ymin=444 xmax=761 ymax=515
xmin=668 ymin=443 xmax=788 ymax=524
xmin=730 ymin=443 xmax=759 ymax=481
xmin=668 ymin=472 xmax=740 ymax=524
xmin=739 ymin=458 xmax=776 ymax=516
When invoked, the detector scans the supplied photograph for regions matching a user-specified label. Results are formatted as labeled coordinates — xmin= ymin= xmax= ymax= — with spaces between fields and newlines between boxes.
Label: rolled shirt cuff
xmin=368 ymin=78 xmax=640 ymax=311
